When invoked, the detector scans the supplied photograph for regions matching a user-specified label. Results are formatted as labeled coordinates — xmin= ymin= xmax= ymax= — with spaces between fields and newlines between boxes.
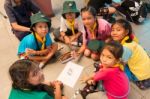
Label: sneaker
xmin=80 ymin=83 xmax=98 ymax=99
xmin=93 ymin=62 xmax=100 ymax=72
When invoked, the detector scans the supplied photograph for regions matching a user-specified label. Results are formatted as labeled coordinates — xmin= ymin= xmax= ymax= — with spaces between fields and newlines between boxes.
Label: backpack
xmin=121 ymin=0 xmax=148 ymax=23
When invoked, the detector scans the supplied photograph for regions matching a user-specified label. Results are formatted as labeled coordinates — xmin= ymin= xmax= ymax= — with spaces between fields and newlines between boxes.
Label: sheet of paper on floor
xmin=57 ymin=61 xmax=83 ymax=88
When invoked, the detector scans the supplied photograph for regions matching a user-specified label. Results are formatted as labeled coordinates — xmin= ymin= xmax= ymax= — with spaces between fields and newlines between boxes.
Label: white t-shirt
xmin=60 ymin=16 xmax=85 ymax=34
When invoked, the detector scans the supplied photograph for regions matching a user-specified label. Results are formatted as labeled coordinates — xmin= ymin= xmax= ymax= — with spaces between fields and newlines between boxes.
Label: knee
xmin=84 ymin=49 xmax=91 ymax=57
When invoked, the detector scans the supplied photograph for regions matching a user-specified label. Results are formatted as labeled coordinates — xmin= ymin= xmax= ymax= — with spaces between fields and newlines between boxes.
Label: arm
xmin=77 ymin=44 xmax=86 ymax=54
xmin=122 ymin=46 xmax=132 ymax=63
xmin=70 ymin=31 xmax=82 ymax=42
xmin=53 ymin=81 xmax=63 ymax=99
xmin=81 ymin=73 xmax=95 ymax=83
xmin=11 ymin=22 xmax=30 ymax=32
xmin=28 ymin=43 xmax=58 ymax=62
xmin=4 ymin=2 xmax=30 ymax=32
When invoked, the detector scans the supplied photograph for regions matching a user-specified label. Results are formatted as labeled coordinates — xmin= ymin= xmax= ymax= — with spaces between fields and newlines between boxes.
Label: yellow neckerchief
xmin=67 ymin=19 xmax=75 ymax=35
xmin=113 ymin=63 xmax=124 ymax=71
xmin=121 ymin=36 xmax=129 ymax=45
xmin=121 ymin=35 xmax=139 ymax=45
xmin=89 ymin=22 xmax=97 ymax=39
xmin=34 ymin=32 xmax=46 ymax=50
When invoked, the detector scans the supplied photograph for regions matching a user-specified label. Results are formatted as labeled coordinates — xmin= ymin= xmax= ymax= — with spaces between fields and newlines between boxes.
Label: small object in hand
xmin=79 ymin=83 xmax=98 ymax=99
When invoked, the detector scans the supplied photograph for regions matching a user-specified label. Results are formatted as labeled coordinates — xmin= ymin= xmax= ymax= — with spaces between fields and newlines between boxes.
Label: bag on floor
xmin=121 ymin=0 xmax=148 ymax=24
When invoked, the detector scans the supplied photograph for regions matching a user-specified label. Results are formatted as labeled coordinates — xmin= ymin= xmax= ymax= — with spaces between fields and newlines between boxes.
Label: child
xmin=9 ymin=59 xmax=67 ymax=99
xmin=53 ymin=0 xmax=85 ymax=46
xmin=111 ymin=19 xmax=150 ymax=89
xmin=18 ymin=12 xmax=58 ymax=68
xmin=80 ymin=41 xmax=129 ymax=99
xmin=78 ymin=6 xmax=111 ymax=60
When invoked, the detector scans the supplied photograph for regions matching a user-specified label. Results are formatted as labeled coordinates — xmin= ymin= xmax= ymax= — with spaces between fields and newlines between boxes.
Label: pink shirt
xmin=94 ymin=67 xmax=129 ymax=99
xmin=83 ymin=18 xmax=111 ymax=44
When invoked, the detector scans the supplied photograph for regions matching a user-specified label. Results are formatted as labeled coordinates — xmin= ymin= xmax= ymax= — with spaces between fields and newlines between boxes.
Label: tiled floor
xmin=0 ymin=0 xmax=150 ymax=99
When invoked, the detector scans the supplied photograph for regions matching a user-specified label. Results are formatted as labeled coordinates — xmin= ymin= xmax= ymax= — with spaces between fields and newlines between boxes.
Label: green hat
xmin=30 ymin=12 xmax=51 ymax=28
xmin=62 ymin=0 xmax=80 ymax=18
xmin=87 ymin=40 xmax=105 ymax=52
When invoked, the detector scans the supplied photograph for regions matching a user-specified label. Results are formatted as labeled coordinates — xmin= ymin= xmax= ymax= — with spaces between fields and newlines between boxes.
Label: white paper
xmin=57 ymin=62 xmax=83 ymax=88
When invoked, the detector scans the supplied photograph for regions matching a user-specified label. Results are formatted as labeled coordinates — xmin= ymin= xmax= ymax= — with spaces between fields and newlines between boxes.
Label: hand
xmin=64 ymin=36 xmax=71 ymax=44
xmin=80 ymin=75 xmax=89 ymax=83
xmin=87 ymin=80 xmax=95 ymax=85
xmin=25 ymin=48 xmax=36 ymax=55
xmin=53 ymin=80 xmax=62 ymax=88
xmin=70 ymin=35 xmax=77 ymax=42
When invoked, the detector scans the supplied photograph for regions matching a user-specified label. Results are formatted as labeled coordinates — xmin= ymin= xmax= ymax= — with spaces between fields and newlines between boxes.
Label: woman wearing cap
xmin=17 ymin=12 xmax=58 ymax=68
xmin=53 ymin=0 xmax=85 ymax=46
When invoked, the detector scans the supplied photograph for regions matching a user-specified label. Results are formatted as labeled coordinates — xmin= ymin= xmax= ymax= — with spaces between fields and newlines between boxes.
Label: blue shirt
xmin=18 ymin=33 xmax=52 ymax=55
xmin=122 ymin=46 xmax=132 ymax=62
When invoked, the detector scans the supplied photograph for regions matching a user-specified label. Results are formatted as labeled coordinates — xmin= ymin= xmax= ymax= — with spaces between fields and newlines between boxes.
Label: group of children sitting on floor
xmin=8 ymin=0 xmax=150 ymax=99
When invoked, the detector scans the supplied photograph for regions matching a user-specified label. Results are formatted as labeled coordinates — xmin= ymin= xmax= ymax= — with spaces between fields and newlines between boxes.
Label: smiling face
xmin=100 ymin=48 xmax=118 ymax=68
xmin=111 ymin=23 xmax=128 ymax=42
xmin=81 ymin=11 xmax=95 ymax=28
xmin=33 ymin=22 xmax=49 ymax=38
xmin=27 ymin=67 xmax=44 ymax=85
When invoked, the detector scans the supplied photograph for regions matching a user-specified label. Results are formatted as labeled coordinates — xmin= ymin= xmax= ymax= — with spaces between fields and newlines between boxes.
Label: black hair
xmin=9 ymin=59 xmax=38 ymax=89
xmin=9 ymin=59 xmax=55 ymax=96
xmin=81 ymin=6 xmax=99 ymax=39
xmin=111 ymin=19 xmax=133 ymax=43
xmin=81 ymin=6 xmax=97 ymax=18
xmin=101 ymin=41 xmax=123 ymax=60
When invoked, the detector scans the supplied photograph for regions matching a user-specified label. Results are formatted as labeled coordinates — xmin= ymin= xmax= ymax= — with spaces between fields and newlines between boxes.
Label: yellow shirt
xmin=123 ymin=41 xmax=150 ymax=80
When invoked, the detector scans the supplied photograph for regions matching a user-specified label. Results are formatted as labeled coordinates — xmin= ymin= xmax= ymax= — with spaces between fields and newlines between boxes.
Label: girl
xmin=53 ymin=0 xmax=85 ymax=46
xmin=9 ymin=59 xmax=67 ymax=99
xmin=78 ymin=6 xmax=111 ymax=60
xmin=111 ymin=19 xmax=150 ymax=89
xmin=18 ymin=12 xmax=58 ymax=68
xmin=81 ymin=41 xmax=129 ymax=99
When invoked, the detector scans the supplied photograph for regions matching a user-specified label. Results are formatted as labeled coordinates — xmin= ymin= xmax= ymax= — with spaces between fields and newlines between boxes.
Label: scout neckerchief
xmin=33 ymin=32 xmax=46 ymax=50
xmin=121 ymin=36 xmax=129 ymax=45
xmin=89 ymin=22 xmax=97 ymax=39
xmin=113 ymin=63 xmax=124 ymax=71
xmin=67 ymin=19 xmax=75 ymax=35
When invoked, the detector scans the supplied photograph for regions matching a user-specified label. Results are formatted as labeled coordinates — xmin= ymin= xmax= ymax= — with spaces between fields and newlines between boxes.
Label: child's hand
xmin=53 ymin=80 xmax=62 ymax=88
xmin=80 ymin=76 xmax=89 ymax=83
xmin=87 ymin=80 xmax=95 ymax=85
xmin=64 ymin=36 xmax=71 ymax=44
xmin=25 ymin=48 xmax=36 ymax=55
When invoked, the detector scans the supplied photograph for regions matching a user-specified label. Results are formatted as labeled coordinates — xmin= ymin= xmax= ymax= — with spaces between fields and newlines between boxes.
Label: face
xmin=65 ymin=12 xmax=76 ymax=21
xmin=27 ymin=67 xmax=44 ymax=85
xmin=81 ymin=11 xmax=95 ymax=28
xmin=100 ymin=48 xmax=118 ymax=68
xmin=111 ymin=23 xmax=128 ymax=42
xmin=33 ymin=22 xmax=49 ymax=38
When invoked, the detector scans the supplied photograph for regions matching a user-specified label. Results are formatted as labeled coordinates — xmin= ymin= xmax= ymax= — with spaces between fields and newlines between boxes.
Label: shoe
xmin=80 ymin=83 xmax=98 ymax=99
xmin=93 ymin=62 xmax=100 ymax=72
